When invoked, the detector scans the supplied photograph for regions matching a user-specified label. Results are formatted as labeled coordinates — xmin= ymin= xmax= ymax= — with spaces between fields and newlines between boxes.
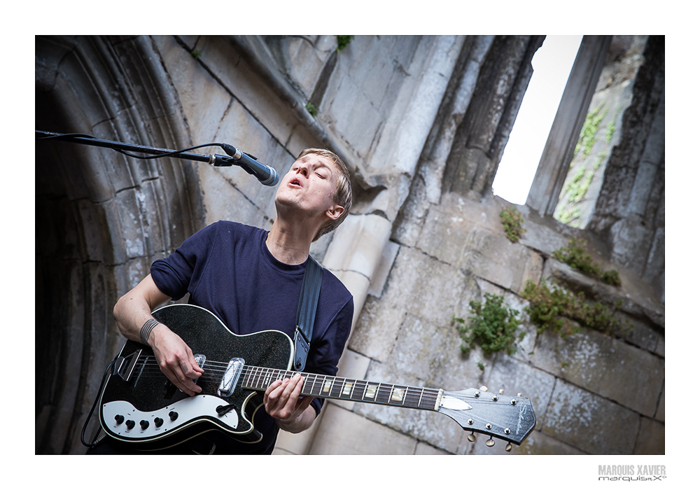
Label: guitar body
xmin=98 ymin=304 xmax=293 ymax=450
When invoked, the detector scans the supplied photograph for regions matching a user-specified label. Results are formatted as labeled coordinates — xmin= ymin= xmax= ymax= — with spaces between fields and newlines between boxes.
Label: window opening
xmin=492 ymin=35 xmax=582 ymax=205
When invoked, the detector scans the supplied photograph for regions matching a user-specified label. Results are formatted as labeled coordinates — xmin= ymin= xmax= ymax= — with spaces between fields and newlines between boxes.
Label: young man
xmin=93 ymin=148 xmax=353 ymax=454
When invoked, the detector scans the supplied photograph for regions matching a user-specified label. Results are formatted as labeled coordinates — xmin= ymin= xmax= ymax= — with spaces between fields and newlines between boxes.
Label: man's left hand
xmin=263 ymin=373 xmax=315 ymax=433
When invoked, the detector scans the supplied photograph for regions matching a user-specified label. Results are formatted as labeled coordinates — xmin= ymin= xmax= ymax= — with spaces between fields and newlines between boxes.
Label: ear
xmin=325 ymin=204 xmax=344 ymax=221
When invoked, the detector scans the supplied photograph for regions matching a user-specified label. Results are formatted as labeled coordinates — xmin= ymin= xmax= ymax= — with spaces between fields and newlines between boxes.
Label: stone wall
xmin=35 ymin=35 xmax=664 ymax=455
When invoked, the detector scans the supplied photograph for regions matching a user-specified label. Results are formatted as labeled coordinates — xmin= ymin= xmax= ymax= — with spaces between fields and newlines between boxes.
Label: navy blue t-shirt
xmin=150 ymin=221 xmax=353 ymax=454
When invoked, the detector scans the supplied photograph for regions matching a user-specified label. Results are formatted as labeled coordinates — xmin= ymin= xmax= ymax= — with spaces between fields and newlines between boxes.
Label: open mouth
xmin=289 ymin=177 xmax=303 ymax=188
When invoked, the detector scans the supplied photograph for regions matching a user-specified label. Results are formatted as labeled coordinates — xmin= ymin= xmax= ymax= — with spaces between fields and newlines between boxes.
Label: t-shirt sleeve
xmin=150 ymin=222 xmax=219 ymax=300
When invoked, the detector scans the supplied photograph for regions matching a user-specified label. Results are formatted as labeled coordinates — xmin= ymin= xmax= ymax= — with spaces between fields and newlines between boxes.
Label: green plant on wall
xmin=500 ymin=206 xmax=526 ymax=243
xmin=453 ymin=293 xmax=524 ymax=356
xmin=522 ymin=280 xmax=630 ymax=338
xmin=305 ymin=102 xmax=318 ymax=117
xmin=552 ymin=238 xmax=621 ymax=287
xmin=336 ymin=35 xmax=354 ymax=52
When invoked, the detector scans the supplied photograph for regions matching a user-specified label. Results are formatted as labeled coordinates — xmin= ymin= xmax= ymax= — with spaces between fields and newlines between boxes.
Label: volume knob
xmin=125 ymin=420 xmax=135 ymax=430
xmin=169 ymin=411 xmax=178 ymax=421
xmin=154 ymin=417 xmax=164 ymax=428
xmin=140 ymin=420 xmax=149 ymax=430
xmin=114 ymin=415 xmax=124 ymax=425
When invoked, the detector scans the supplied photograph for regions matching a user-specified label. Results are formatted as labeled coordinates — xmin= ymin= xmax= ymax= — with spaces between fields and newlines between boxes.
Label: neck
xmin=265 ymin=219 xmax=314 ymax=265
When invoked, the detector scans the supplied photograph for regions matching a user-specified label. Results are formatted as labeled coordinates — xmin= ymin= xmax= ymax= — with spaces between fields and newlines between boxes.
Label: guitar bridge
xmin=114 ymin=350 xmax=142 ymax=382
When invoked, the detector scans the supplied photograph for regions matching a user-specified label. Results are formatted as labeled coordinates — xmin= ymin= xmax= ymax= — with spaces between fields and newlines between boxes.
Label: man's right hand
xmin=149 ymin=323 xmax=203 ymax=396
xmin=113 ymin=274 xmax=204 ymax=397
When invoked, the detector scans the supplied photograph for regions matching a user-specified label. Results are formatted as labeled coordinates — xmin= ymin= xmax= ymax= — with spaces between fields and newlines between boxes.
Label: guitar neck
xmin=241 ymin=365 xmax=443 ymax=412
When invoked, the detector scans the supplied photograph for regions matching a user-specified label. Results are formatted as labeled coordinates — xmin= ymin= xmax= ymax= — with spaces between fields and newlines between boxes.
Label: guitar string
xmin=124 ymin=357 xmax=442 ymax=407
xmin=124 ymin=357 xmax=518 ymax=409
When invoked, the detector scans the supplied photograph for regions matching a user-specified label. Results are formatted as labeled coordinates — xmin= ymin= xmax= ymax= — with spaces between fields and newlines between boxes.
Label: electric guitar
xmin=98 ymin=304 xmax=536 ymax=451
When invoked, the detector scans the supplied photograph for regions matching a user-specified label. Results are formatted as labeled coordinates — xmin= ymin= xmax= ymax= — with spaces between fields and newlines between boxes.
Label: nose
xmin=295 ymin=162 xmax=309 ymax=177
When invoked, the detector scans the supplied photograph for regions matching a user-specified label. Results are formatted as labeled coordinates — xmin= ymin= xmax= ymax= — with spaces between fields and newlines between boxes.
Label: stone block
xmin=170 ymin=36 xmax=298 ymax=147
xmin=486 ymin=355 xmax=557 ymax=432
xmin=389 ymin=314 xmax=466 ymax=389
xmin=75 ymin=198 xmax=105 ymax=263
xmin=355 ymin=360 xmax=466 ymax=453
xmin=114 ymin=188 xmax=146 ymax=260
xmin=380 ymin=246 xmax=480 ymax=327
xmin=287 ymin=36 xmax=333 ymax=98
xmin=309 ymin=403 xmax=417 ymax=454
xmin=349 ymin=295 xmax=406 ymax=363
xmin=417 ymin=200 xmax=544 ymax=293
xmin=368 ymin=239 xmax=400 ymax=298
xmin=610 ymin=218 xmax=654 ymax=276
xmin=323 ymin=214 xmax=392 ymax=280
xmin=634 ymin=417 xmax=664 ymax=454
xmin=655 ymin=383 xmax=664 ymax=422
xmin=415 ymin=442 xmax=450 ymax=455
xmin=542 ymin=380 xmax=639 ymax=454
xmin=533 ymin=329 xmax=664 ymax=417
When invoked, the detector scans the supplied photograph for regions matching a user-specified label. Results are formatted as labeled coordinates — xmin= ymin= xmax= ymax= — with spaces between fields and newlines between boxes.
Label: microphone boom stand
xmin=35 ymin=130 xmax=237 ymax=167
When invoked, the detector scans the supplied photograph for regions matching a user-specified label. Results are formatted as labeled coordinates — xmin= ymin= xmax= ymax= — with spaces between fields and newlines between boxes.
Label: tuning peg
xmin=505 ymin=443 xmax=512 ymax=452
xmin=498 ymin=389 xmax=504 ymax=394
xmin=467 ymin=431 xmax=476 ymax=443
xmin=485 ymin=437 xmax=495 ymax=447
xmin=517 ymin=393 xmax=522 ymax=397
xmin=479 ymin=386 xmax=488 ymax=391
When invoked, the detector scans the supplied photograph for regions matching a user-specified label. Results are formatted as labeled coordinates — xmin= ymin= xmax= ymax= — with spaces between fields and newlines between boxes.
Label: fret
xmin=302 ymin=373 xmax=311 ymax=394
xmin=330 ymin=378 xmax=344 ymax=398
xmin=375 ymin=383 xmax=391 ymax=405
xmin=307 ymin=374 xmax=318 ymax=396
xmin=245 ymin=366 xmax=257 ymax=389
xmin=353 ymin=380 xmax=368 ymax=401
xmin=254 ymin=366 xmax=264 ymax=389
xmin=417 ymin=387 xmax=425 ymax=409
xmin=405 ymin=386 xmax=422 ymax=408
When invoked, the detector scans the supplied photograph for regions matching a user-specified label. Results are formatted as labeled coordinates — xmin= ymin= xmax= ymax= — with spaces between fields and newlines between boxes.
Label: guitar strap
xmin=293 ymin=256 xmax=323 ymax=372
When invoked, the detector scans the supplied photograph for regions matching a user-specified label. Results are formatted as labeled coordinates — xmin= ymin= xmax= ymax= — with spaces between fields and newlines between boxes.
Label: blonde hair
xmin=296 ymin=148 xmax=352 ymax=241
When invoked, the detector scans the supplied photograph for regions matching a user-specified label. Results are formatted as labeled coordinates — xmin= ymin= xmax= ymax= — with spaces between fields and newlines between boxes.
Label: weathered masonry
xmin=35 ymin=35 xmax=663 ymax=455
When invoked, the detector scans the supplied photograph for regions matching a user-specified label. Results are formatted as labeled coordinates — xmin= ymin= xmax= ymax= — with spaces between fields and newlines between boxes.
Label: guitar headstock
xmin=438 ymin=386 xmax=535 ymax=450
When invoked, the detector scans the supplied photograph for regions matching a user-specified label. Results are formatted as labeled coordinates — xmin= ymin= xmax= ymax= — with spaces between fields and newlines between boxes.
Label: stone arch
xmin=35 ymin=36 xmax=202 ymax=453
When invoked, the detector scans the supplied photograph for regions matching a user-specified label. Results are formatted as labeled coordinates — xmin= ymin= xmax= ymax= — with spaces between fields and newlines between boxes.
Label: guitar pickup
xmin=218 ymin=358 xmax=245 ymax=397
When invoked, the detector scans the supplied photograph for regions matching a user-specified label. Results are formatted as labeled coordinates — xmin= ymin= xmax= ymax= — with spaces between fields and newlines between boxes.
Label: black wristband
xmin=140 ymin=318 xmax=160 ymax=345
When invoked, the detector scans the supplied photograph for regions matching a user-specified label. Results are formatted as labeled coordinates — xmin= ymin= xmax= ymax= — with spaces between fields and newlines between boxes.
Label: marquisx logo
xmin=598 ymin=465 xmax=667 ymax=482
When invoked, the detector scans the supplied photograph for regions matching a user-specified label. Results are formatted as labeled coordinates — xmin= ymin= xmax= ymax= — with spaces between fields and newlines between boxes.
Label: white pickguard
xmin=102 ymin=395 xmax=238 ymax=441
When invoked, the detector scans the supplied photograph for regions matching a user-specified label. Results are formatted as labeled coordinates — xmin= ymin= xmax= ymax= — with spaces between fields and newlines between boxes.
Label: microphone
xmin=218 ymin=144 xmax=279 ymax=186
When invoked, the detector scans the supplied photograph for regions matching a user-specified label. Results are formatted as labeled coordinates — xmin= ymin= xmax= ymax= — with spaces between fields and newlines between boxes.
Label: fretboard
xmin=240 ymin=366 xmax=442 ymax=412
